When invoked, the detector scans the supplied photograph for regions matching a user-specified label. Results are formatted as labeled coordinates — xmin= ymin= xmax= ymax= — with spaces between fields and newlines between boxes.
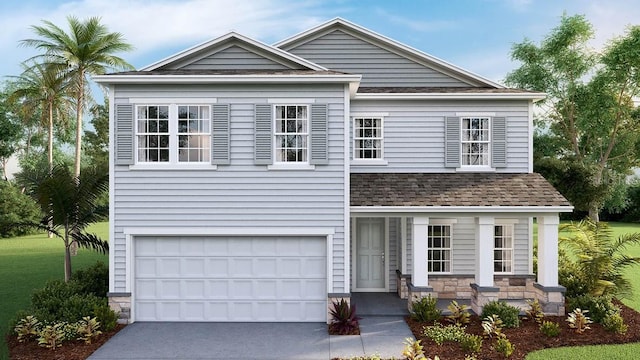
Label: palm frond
xmin=71 ymin=232 xmax=108 ymax=254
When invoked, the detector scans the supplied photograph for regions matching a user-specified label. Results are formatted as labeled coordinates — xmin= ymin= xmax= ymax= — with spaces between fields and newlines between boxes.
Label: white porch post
xmin=537 ymin=215 xmax=560 ymax=287
xmin=412 ymin=216 xmax=429 ymax=287
xmin=400 ymin=217 xmax=407 ymax=274
xmin=475 ymin=216 xmax=495 ymax=287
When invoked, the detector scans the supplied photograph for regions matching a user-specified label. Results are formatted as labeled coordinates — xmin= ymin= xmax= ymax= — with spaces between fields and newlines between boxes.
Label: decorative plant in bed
xmin=405 ymin=298 xmax=640 ymax=360
xmin=329 ymin=299 xmax=362 ymax=335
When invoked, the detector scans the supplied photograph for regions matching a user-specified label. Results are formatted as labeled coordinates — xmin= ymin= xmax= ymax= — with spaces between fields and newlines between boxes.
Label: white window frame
xmin=353 ymin=116 xmax=384 ymax=159
xmin=136 ymin=105 xmax=170 ymax=164
xmin=177 ymin=105 xmax=211 ymax=163
xmin=134 ymin=104 xmax=211 ymax=166
xmin=460 ymin=116 xmax=491 ymax=168
xmin=494 ymin=223 xmax=514 ymax=274
xmin=273 ymin=104 xmax=310 ymax=165
xmin=427 ymin=220 xmax=454 ymax=274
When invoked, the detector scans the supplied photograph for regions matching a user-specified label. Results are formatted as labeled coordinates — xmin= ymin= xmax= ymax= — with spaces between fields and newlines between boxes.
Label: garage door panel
xmin=135 ymin=236 xmax=326 ymax=322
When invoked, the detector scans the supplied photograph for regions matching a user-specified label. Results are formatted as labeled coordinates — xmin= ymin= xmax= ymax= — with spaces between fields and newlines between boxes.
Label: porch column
xmin=412 ymin=216 xmax=429 ymax=287
xmin=475 ymin=216 xmax=495 ymax=287
xmin=537 ymin=215 xmax=559 ymax=287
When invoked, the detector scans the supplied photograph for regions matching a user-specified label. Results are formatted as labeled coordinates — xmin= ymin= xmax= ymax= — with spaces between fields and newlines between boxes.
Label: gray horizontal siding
xmin=111 ymin=84 xmax=347 ymax=293
xmin=350 ymin=100 xmax=530 ymax=173
xmin=513 ymin=221 xmax=530 ymax=275
xmin=388 ymin=217 xmax=399 ymax=292
xmin=179 ymin=45 xmax=290 ymax=70
xmin=285 ymin=30 xmax=471 ymax=87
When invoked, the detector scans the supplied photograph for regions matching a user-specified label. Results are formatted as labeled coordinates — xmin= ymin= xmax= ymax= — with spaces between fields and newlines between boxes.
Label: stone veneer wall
xmin=107 ymin=293 xmax=131 ymax=324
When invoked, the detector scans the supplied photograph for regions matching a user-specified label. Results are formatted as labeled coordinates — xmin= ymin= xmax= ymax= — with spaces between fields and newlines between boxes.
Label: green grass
xmin=527 ymin=221 xmax=640 ymax=360
xmin=0 ymin=222 xmax=109 ymax=360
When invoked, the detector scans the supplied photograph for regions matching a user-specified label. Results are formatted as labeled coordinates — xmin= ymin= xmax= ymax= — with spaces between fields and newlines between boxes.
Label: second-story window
xmin=274 ymin=105 xmax=308 ymax=163
xmin=354 ymin=117 xmax=383 ymax=160
xmin=136 ymin=104 xmax=211 ymax=164
xmin=461 ymin=117 xmax=490 ymax=166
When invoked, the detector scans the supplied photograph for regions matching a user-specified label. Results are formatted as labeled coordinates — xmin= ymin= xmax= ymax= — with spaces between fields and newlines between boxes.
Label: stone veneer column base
xmin=107 ymin=292 xmax=131 ymax=324
xmin=533 ymin=283 xmax=566 ymax=316
xmin=396 ymin=270 xmax=411 ymax=299
xmin=407 ymin=283 xmax=434 ymax=311
xmin=470 ymin=283 xmax=500 ymax=315
xmin=327 ymin=293 xmax=351 ymax=325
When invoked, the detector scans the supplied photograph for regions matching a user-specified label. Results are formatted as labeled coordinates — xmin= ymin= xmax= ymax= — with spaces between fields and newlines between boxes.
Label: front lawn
xmin=0 ymin=222 xmax=109 ymax=359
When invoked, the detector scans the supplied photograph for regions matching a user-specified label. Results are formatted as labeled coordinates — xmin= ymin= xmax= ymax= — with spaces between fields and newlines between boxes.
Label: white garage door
xmin=134 ymin=236 xmax=327 ymax=322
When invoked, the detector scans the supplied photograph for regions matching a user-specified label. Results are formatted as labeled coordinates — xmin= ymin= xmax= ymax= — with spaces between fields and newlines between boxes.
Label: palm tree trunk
xmin=48 ymin=102 xmax=54 ymax=239
xmin=74 ymin=74 xmax=84 ymax=178
xmin=64 ymin=236 xmax=72 ymax=282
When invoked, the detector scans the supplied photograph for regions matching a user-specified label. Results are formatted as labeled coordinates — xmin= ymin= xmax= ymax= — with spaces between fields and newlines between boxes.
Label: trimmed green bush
xmin=539 ymin=320 xmax=561 ymax=337
xmin=480 ymin=301 xmax=521 ymax=328
xmin=602 ymin=312 xmax=628 ymax=334
xmin=29 ymin=279 xmax=107 ymax=324
xmin=567 ymin=294 xmax=618 ymax=324
xmin=93 ymin=304 xmax=118 ymax=331
xmin=71 ymin=261 xmax=109 ymax=298
xmin=410 ymin=295 xmax=442 ymax=323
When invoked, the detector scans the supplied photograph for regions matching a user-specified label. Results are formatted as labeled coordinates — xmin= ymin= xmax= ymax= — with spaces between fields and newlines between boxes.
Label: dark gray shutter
xmin=211 ymin=104 xmax=230 ymax=165
xmin=254 ymin=104 xmax=273 ymax=165
xmin=492 ymin=116 xmax=507 ymax=168
xmin=309 ymin=104 xmax=328 ymax=165
xmin=115 ymin=104 xmax=134 ymax=165
xmin=444 ymin=116 xmax=460 ymax=168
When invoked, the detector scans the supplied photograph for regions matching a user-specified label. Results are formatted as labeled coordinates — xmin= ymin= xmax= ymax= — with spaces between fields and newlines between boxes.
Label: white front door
xmin=355 ymin=218 xmax=386 ymax=291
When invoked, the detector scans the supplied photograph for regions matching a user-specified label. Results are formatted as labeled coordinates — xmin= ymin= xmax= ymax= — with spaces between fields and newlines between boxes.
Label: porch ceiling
xmin=350 ymin=173 xmax=571 ymax=208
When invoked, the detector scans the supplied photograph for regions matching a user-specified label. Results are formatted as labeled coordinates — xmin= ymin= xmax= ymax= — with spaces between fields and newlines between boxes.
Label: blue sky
xmin=1 ymin=0 xmax=639 ymax=84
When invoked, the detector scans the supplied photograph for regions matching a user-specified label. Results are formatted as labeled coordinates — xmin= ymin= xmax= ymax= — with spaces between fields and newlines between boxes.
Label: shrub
xmin=0 ymin=181 xmax=41 ymax=238
xmin=480 ymin=301 xmax=520 ymax=328
xmin=459 ymin=333 xmax=483 ymax=354
xmin=567 ymin=308 xmax=592 ymax=333
xmin=446 ymin=300 xmax=471 ymax=326
xmin=602 ymin=312 xmax=628 ymax=334
xmin=567 ymin=294 xmax=618 ymax=324
xmin=329 ymin=299 xmax=361 ymax=335
xmin=14 ymin=316 xmax=41 ymax=342
xmin=539 ymin=321 xmax=561 ymax=337
xmin=493 ymin=336 xmax=515 ymax=358
xmin=71 ymin=261 xmax=109 ymax=298
xmin=481 ymin=315 xmax=503 ymax=338
xmin=423 ymin=323 xmax=466 ymax=345
xmin=93 ymin=303 xmax=118 ymax=331
xmin=411 ymin=295 xmax=442 ymax=323
xmin=525 ymin=299 xmax=544 ymax=324
xmin=37 ymin=323 xmax=65 ymax=349
xmin=402 ymin=337 xmax=426 ymax=360
xmin=76 ymin=316 xmax=102 ymax=344
xmin=30 ymin=279 xmax=106 ymax=324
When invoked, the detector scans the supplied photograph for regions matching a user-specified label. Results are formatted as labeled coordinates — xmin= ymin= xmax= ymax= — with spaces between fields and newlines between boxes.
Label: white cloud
xmin=451 ymin=47 xmax=516 ymax=85
xmin=374 ymin=7 xmax=458 ymax=33
xmin=0 ymin=0 xmax=333 ymax=76
xmin=582 ymin=0 xmax=640 ymax=50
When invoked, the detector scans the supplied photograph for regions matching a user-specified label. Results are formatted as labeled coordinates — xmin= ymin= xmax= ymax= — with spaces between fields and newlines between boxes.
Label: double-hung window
xmin=461 ymin=117 xmax=490 ymax=166
xmin=354 ymin=117 xmax=383 ymax=160
xmin=136 ymin=104 xmax=211 ymax=164
xmin=274 ymin=105 xmax=309 ymax=163
xmin=427 ymin=224 xmax=452 ymax=273
xmin=494 ymin=224 xmax=514 ymax=273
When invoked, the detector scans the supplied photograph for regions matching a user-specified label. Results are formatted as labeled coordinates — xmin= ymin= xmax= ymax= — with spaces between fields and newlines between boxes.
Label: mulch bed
xmin=6 ymin=324 xmax=125 ymax=360
xmin=406 ymin=300 xmax=640 ymax=360
xmin=328 ymin=324 xmax=361 ymax=335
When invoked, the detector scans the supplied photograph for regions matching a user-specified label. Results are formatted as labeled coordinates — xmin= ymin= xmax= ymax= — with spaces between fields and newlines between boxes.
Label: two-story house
xmin=94 ymin=18 xmax=572 ymax=324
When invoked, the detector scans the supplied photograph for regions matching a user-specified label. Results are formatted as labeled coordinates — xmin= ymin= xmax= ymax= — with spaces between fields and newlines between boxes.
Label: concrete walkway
xmin=88 ymin=317 xmax=413 ymax=360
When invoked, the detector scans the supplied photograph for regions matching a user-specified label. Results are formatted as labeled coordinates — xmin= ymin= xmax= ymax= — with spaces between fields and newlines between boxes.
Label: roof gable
xmin=142 ymin=32 xmax=326 ymax=72
xmin=275 ymin=18 xmax=503 ymax=88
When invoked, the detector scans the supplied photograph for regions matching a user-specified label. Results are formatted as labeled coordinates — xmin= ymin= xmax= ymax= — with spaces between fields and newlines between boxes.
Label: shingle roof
xmin=357 ymin=87 xmax=539 ymax=94
xmin=107 ymin=69 xmax=350 ymax=76
xmin=350 ymin=173 xmax=571 ymax=207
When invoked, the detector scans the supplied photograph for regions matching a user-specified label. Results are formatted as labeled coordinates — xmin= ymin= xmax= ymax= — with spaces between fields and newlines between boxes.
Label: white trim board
xmin=351 ymin=206 xmax=574 ymax=214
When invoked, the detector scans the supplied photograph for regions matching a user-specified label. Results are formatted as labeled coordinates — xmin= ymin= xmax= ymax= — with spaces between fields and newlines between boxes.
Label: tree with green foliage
xmin=22 ymin=164 xmax=109 ymax=282
xmin=0 ymin=181 xmax=41 ymax=237
xmin=506 ymin=15 xmax=640 ymax=221
xmin=10 ymin=61 xmax=73 ymax=173
xmin=0 ymin=94 xmax=23 ymax=180
xmin=85 ymin=99 xmax=109 ymax=168
xmin=559 ymin=220 xmax=640 ymax=299
xmin=21 ymin=16 xmax=134 ymax=178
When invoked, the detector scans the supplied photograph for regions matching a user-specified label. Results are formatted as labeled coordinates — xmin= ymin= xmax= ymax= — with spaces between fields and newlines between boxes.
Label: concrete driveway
xmin=88 ymin=317 xmax=413 ymax=360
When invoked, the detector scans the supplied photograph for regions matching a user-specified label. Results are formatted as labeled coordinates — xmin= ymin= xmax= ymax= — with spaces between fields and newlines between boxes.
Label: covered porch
xmin=348 ymin=173 xmax=573 ymax=315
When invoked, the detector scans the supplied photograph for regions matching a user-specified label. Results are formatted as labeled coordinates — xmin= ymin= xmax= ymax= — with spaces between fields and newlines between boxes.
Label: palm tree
xmin=21 ymin=16 xmax=134 ymax=177
xmin=560 ymin=220 xmax=640 ymax=298
xmin=24 ymin=164 xmax=109 ymax=281
xmin=10 ymin=61 xmax=72 ymax=173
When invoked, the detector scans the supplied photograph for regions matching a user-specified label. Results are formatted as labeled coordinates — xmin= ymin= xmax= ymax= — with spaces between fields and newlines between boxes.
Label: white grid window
xmin=354 ymin=118 xmax=383 ymax=159
xmin=137 ymin=105 xmax=170 ymax=162
xmin=275 ymin=105 xmax=308 ymax=163
xmin=428 ymin=225 xmax=452 ymax=273
xmin=178 ymin=105 xmax=210 ymax=163
xmin=461 ymin=117 xmax=490 ymax=166
xmin=494 ymin=225 xmax=514 ymax=273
